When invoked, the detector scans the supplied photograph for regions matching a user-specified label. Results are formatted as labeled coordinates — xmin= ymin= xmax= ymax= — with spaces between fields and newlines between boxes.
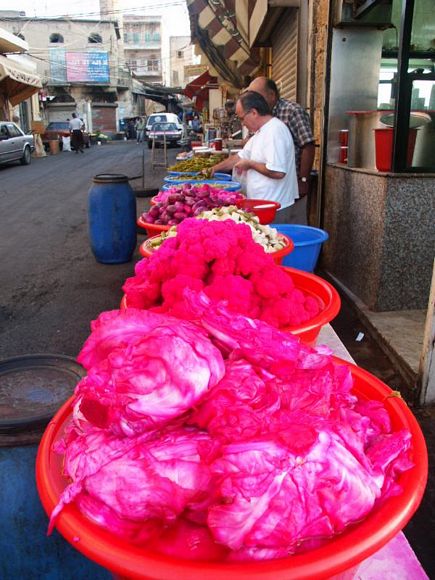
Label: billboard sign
xmin=65 ymin=52 xmax=110 ymax=83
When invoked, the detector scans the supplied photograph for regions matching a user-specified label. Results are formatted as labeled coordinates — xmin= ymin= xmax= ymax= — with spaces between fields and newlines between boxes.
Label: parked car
xmin=145 ymin=113 xmax=182 ymax=141
xmin=41 ymin=121 xmax=90 ymax=151
xmin=147 ymin=122 xmax=183 ymax=149
xmin=0 ymin=121 xmax=34 ymax=166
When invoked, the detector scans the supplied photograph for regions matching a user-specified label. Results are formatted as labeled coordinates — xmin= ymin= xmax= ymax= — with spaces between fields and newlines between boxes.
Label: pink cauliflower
xmin=123 ymin=218 xmax=320 ymax=328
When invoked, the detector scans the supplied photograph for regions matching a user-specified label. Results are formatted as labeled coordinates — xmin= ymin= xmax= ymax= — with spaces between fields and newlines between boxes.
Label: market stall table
xmin=317 ymin=324 xmax=428 ymax=580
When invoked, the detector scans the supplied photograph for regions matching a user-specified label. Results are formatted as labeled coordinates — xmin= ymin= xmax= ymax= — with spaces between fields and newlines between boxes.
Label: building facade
xmin=0 ymin=13 xmax=137 ymax=133
xmin=123 ymin=14 xmax=163 ymax=86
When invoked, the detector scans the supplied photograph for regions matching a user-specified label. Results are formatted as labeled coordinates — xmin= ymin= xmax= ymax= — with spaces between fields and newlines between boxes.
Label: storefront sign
xmin=184 ymin=65 xmax=208 ymax=77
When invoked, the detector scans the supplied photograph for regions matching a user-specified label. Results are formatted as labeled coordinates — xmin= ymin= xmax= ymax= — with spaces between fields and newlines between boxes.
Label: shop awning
xmin=187 ymin=0 xmax=260 ymax=87
xmin=0 ymin=55 xmax=42 ymax=106
xmin=183 ymin=70 xmax=218 ymax=110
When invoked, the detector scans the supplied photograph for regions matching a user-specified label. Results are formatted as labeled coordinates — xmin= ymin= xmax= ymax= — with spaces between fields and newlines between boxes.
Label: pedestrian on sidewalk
xmin=136 ymin=117 xmax=146 ymax=143
xmin=69 ymin=113 xmax=84 ymax=154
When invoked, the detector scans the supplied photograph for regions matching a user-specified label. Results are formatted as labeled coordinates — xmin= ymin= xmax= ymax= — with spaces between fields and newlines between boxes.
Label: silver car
xmin=0 ymin=122 xmax=34 ymax=166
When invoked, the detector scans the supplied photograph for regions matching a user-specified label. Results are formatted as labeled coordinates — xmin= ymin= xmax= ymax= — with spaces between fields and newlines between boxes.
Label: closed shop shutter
xmin=91 ymin=104 xmax=117 ymax=132
xmin=271 ymin=9 xmax=298 ymax=101
xmin=47 ymin=105 xmax=75 ymax=123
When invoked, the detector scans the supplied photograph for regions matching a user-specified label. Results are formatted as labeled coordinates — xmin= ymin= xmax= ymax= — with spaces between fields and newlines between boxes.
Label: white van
xmin=145 ymin=113 xmax=182 ymax=141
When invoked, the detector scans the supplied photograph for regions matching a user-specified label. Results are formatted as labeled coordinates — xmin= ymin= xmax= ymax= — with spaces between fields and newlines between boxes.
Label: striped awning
xmin=187 ymin=0 xmax=260 ymax=88
xmin=0 ymin=55 xmax=42 ymax=106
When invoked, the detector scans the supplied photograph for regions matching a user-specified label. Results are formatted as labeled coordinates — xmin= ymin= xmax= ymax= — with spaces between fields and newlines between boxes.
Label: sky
xmin=0 ymin=0 xmax=191 ymax=36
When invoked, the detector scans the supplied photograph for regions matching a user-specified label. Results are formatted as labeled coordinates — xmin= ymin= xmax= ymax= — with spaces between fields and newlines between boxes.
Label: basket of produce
xmin=162 ymin=181 xmax=241 ymax=192
xmin=136 ymin=215 xmax=170 ymax=236
xmin=166 ymin=172 xmax=232 ymax=181
xmin=139 ymin=208 xmax=294 ymax=265
xmin=36 ymin=299 xmax=427 ymax=579
xmin=167 ymin=155 xmax=227 ymax=173
xmin=122 ymin=219 xmax=339 ymax=345
xmin=143 ymin=185 xmax=245 ymax=225
xmin=236 ymin=199 xmax=281 ymax=225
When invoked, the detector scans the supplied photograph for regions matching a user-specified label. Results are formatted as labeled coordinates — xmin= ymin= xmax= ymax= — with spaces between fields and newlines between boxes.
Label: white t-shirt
xmin=69 ymin=118 xmax=82 ymax=131
xmin=236 ymin=117 xmax=298 ymax=209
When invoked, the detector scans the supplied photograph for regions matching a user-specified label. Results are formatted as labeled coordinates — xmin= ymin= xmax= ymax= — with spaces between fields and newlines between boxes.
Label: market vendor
xmin=208 ymin=91 xmax=298 ymax=223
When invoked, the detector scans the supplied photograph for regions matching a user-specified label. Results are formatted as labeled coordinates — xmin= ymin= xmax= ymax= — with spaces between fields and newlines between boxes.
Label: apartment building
xmin=123 ymin=14 xmax=163 ymax=86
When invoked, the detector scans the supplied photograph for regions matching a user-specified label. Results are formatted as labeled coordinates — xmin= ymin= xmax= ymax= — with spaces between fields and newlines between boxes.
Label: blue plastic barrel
xmin=88 ymin=174 xmax=137 ymax=264
xmin=272 ymin=224 xmax=329 ymax=272
xmin=0 ymin=354 xmax=110 ymax=579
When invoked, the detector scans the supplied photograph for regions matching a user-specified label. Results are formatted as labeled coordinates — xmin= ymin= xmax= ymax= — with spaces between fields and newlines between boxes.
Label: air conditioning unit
xmin=334 ymin=0 xmax=393 ymax=28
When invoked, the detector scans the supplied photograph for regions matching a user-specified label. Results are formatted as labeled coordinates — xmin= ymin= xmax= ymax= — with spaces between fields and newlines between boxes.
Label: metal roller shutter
xmin=271 ymin=9 xmax=299 ymax=101
xmin=91 ymin=104 xmax=117 ymax=132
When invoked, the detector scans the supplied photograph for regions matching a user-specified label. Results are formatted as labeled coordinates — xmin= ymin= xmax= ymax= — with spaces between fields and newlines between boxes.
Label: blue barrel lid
xmin=0 ymin=354 xmax=85 ymax=432
xmin=93 ymin=174 xmax=129 ymax=183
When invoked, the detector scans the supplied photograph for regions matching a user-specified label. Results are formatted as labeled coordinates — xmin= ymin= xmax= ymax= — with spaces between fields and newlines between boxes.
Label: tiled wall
xmin=322 ymin=164 xmax=435 ymax=311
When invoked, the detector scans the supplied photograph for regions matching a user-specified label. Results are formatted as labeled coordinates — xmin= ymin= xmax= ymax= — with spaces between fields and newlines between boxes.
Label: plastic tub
xmin=236 ymin=199 xmax=281 ymax=224
xmin=280 ymin=267 xmax=340 ymax=344
xmin=273 ymin=224 xmax=329 ymax=272
xmin=139 ymin=233 xmax=294 ymax=265
xmin=162 ymin=181 xmax=241 ymax=192
xmin=36 ymin=360 xmax=428 ymax=580
xmin=120 ymin=267 xmax=339 ymax=346
xmin=136 ymin=216 xmax=170 ymax=236
xmin=165 ymin=172 xmax=232 ymax=181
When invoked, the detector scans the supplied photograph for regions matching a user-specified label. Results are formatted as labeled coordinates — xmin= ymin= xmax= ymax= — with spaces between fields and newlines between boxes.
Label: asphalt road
xmin=0 ymin=141 xmax=179 ymax=359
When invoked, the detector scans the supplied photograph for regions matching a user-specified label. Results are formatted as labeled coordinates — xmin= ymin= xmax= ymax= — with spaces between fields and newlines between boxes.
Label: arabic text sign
xmin=66 ymin=52 xmax=110 ymax=83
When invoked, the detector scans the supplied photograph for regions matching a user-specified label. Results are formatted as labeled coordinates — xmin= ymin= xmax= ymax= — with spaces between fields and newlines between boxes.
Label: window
xmin=6 ymin=124 xmax=22 ymax=137
xmin=49 ymin=33 xmax=64 ymax=43
xmin=88 ymin=33 xmax=102 ymax=44
xmin=177 ymin=50 xmax=183 ymax=59
xmin=14 ymin=32 xmax=25 ymax=40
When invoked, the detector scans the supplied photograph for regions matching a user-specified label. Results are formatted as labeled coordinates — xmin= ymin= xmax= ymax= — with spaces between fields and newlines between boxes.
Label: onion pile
xmin=143 ymin=183 xmax=244 ymax=226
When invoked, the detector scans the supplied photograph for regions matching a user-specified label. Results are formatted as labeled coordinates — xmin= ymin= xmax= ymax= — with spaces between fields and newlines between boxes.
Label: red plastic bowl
xmin=236 ymin=199 xmax=281 ymax=224
xmin=36 ymin=359 xmax=428 ymax=580
xmin=139 ymin=233 xmax=294 ymax=264
xmin=120 ymin=267 xmax=339 ymax=345
xmin=137 ymin=215 xmax=170 ymax=236
xmin=281 ymin=267 xmax=341 ymax=345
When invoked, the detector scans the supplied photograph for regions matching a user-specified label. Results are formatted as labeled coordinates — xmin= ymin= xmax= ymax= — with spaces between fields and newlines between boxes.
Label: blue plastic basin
xmin=166 ymin=172 xmax=232 ymax=181
xmin=272 ymin=224 xmax=329 ymax=272
xmin=162 ymin=181 xmax=241 ymax=192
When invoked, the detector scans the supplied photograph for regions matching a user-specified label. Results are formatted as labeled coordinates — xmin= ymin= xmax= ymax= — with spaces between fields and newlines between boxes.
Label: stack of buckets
xmin=272 ymin=224 xmax=329 ymax=272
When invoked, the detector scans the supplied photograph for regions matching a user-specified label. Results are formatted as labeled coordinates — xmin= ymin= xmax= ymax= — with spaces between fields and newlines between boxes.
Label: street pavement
xmin=0 ymin=140 xmax=177 ymax=359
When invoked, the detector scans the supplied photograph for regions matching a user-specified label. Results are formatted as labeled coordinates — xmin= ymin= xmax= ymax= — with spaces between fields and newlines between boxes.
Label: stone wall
xmin=322 ymin=164 xmax=435 ymax=311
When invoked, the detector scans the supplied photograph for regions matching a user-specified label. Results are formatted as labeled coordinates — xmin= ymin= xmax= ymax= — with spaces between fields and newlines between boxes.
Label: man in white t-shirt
xmin=69 ymin=113 xmax=84 ymax=153
xmin=209 ymin=91 xmax=298 ymax=223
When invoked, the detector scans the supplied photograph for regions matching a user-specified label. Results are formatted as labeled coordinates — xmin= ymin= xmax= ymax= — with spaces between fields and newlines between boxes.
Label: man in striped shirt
xmin=248 ymin=77 xmax=315 ymax=223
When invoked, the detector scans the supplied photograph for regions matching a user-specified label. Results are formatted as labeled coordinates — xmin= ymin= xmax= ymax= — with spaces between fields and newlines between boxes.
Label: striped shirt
xmin=272 ymin=98 xmax=314 ymax=174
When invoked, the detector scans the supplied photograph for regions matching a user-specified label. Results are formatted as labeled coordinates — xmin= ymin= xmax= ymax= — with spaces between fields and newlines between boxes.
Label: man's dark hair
xmin=72 ymin=112 xmax=77 ymax=118
xmin=265 ymin=79 xmax=280 ymax=98
xmin=238 ymin=91 xmax=271 ymax=116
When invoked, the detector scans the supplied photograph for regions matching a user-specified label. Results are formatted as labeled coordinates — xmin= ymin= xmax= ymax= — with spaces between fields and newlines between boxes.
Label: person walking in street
xmin=136 ymin=117 xmax=146 ymax=143
xmin=69 ymin=113 xmax=84 ymax=154
xmin=247 ymin=76 xmax=315 ymax=223
xmin=209 ymin=91 xmax=298 ymax=223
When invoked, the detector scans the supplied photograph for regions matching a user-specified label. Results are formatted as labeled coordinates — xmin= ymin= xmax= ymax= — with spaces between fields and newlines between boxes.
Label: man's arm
xmin=298 ymin=142 xmax=315 ymax=197
xmin=234 ymin=158 xmax=285 ymax=180
xmin=209 ymin=153 xmax=239 ymax=176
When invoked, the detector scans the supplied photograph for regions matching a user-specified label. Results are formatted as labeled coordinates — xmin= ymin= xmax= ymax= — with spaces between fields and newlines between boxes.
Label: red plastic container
xmin=374 ymin=128 xmax=417 ymax=172
xmin=280 ymin=267 xmax=340 ymax=344
xmin=136 ymin=216 xmax=170 ymax=236
xmin=36 ymin=360 xmax=427 ymax=580
xmin=120 ymin=267 xmax=339 ymax=346
xmin=139 ymin=233 xmax=294 ymax=265
xmin=235 ymin=199 xmax=281 ymax=224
